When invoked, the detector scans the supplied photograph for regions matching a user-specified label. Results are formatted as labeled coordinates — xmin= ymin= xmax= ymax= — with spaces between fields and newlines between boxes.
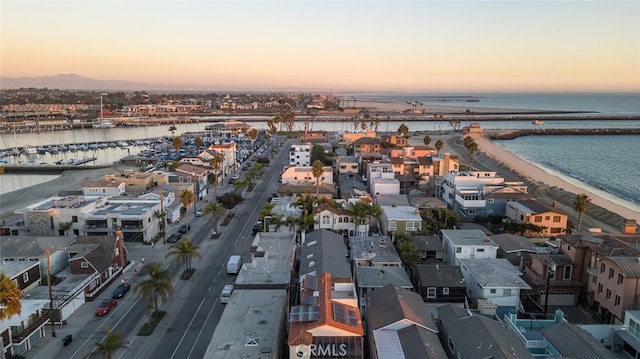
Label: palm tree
xmin=59 ymin=221 xmax=73 ymax=236
xmin=93 ymin=326 xmax=129 ymax=359
xmin=364 ymin=202 xmax=382 ymax=235
xmin=153 ymin=210 xmax=166 ymax=243
xmin=463 ymin=136 xmax=478 ymax=170
xmin=179 ymin=189 xmax=194 ymax=218
xmin=573 ymin=193 xmax=591 ymax=233
xmin=286 ymin=216 xmax=298 ymax=232
xmin=210 ymin=154 xmax=223 ymax=197
xmin=166 ymin=237 xmax=202 ymax=274
xmin=296 ymin=212 xmax=316 ymax=234
xmin=347 ymin=201 xmax=369 ymax=236
xmin=311 ymin=160 xmax=324 ymax=197
xmin=194 ymin=136 xmax=204 ymax=149
xmin=233 ymin=177 xmax=249 ymax=194
xmin=420 ymin=208 xmax=460 ymax=234
xmin=0 ymin=273 xmax=22 ymax=321
xmin=423 ymin=135 xmax=432 ymax=146
xmin=203 ymin=201 xmax=226 ymax=234
xmin=248 ymin=128 xmax=259 ymax=151
xmin=134 ymin=263 xmax=174 ymax=315
xmin=434 ymin=139 xmax=444 ymax=155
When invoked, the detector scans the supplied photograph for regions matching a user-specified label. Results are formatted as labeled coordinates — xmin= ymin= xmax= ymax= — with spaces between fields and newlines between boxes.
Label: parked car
xmin=111 ymin=283 xmax=131 ymax=299
xmin=195 ymin=209 xmax=204 ymax=217
xmin=252 ymin=221 xmax=263 ymax=235
xmin=178 ymin=223 xmax=190 ymax=234
xmin=95 ymin=299 xmax=117 ymax=316
xmin=167 ymin=233 xmax=181 ymax=243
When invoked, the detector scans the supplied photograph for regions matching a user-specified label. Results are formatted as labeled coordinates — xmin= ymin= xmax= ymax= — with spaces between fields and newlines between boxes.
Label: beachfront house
xmin=505 ymin=199 xmax=569 ymax=236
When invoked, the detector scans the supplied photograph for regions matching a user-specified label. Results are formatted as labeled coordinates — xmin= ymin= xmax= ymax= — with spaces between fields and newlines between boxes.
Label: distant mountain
xmin=0 ymin=73 xmax=172 ymax=91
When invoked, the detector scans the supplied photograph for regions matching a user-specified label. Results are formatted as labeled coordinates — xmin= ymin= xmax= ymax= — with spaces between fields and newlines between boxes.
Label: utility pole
xmin=160 ymin=185 xmax=166 ymax=244
xmin=46 ymin=248 xmax=56 ymax=337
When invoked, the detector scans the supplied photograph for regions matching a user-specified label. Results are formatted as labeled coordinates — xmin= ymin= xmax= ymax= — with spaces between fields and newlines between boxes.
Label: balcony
xmin=11 ymin=313 xmax=49 ymax=343
xmin=586 ymin=266 xmax=598 ymax=276
xmin=455 ymin=194 xmax=486 ymax=209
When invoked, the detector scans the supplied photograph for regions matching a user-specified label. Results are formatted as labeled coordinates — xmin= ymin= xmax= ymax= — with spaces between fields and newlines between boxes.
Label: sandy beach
xmin=473 ymin=135 xmax=640 ymax=224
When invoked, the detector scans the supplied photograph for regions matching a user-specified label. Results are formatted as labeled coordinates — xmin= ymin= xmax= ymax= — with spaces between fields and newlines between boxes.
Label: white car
xmin=195 ymin=209 xmax=204 ymax=217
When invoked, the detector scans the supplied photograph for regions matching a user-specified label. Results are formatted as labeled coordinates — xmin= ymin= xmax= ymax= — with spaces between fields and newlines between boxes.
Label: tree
xmin=398 ymin=123 xmax=409 ymax=138
xmin=423 ymin=135 xmax=432 ymax=146
xmin=311 ymin=160 xmax=324 ymax=197
xmin=172 ymin=136 xmax=183 ymax=154
xmin=59 ymin=221 xmax=73 ymax=236
xmin=133 ymin=263 xmax=174 ymax=315
xmin=153 ymin=210 xmax=166 ymax=243
xmin=463 ymin=136 xmax=478 ymax=170
xmin=93 ymin=326 xmax=130 ymax=359
xmin=179 ymin=189 xmax=194 ymax=218
xmin=248 ymin=128 xmax=258 ymax=151
xmin=0 ymin=273 xmax=22 ymax=321
xmin=434 ymin=139 xmax=444 ymax=155
xmin=194 ymin=136 xmax=204 ymax=148
xmin=393 ymin=231 xmax=420 ymax=267
xmin=203 ymin=200 xmax=226 ymax=234
xmin=573 ymin=193 xmax=591 ymax=232
xmin=166 ymin=237 xmax=201 ymax=274
xmin=310 ymin=145 xmax=327 ymax=164
xmin=363 ymin=201 xmax=382 ymax=235
xmin=347 ymin=201 xmax=369 ymax=236
xmin=420 ymin=208 xmax=460 ymax=234
xmin=210 ymin=154 xmax=223 ymax=197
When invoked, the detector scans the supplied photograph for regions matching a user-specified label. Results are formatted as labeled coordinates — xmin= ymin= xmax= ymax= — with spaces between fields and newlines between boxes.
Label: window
xmin=564 ymin=265 xmax=572 ymax=280
xmin=609 ymin=268 xmax=615 ymax=279
xmin=600 ymin=263 xmax=605 ymax=273
xmin=598 ymin=283 xmax=603 ymax=293
xmin=618 ymin=273 xmax=624 ymax=285
xmin=553 ymin=216 xmax=561 ymax=222
xmin=490 ymin=289 xmax=496 ymax=294
xmin=468 ymin=209 xmax=475 ymax=215
xmin=487 ymin=209 xmax=494 ymax=214
xmin=23 ymin=272 xmax=29 ymax=282
xmin=443 ymin=287 xmax=449 ymax=295
xmin=545 ymin=216 xmax=550 ymax=221
xmin=427 ymin=287 xmax=436 ymax=298
xmin=456 ymin=247 xmax=462 ymax=253
xmin=476 ymin=248 xmax=485 ymax=252
xmin=503 ymin=289 xmax=512 ymax=296
xmin=487 ymin=198 xmax=494 ymax=203
xmin=388 ymin=221 xmax=397 ymax=230
xmin=72 ymin=216 xmax=78 ymax=223
xmin=534 ymin=216 xmax=543 ymax=222
xmin=322 ymin=215 xmax=331 ymax=225
xmin=615 ymin=295 xmax=621 ymax=306
xmin=81 ymin=261 xmax=89 ymax=268
xmin=606 ymin=289 xmax=612 ymax=299
xmin=550 ymin=228 xmax=563 ymax=234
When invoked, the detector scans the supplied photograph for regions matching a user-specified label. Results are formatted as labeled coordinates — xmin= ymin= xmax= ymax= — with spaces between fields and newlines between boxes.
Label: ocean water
xmin=495 ymin=135 xmax=640 ymax=210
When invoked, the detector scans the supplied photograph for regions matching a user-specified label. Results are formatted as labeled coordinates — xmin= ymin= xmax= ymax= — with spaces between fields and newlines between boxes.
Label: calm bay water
xmin=1 ymin=93 xmax=639 ymax=212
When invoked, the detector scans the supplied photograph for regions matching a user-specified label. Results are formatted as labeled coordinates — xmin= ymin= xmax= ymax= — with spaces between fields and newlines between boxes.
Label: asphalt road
xmin=45 ymin=136 xmax=291 ymax=359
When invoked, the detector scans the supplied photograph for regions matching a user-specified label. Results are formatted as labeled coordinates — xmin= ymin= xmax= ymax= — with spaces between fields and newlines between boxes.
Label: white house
xmin=289 ymin=143 xmax=311 ymax=166
xmin=441 ymin=229 xmax=498 ymax=265
xmin=81 ymin=178 xmax=126 ymax=198
xmin=459 ymin=258 xmax=531 ymax=308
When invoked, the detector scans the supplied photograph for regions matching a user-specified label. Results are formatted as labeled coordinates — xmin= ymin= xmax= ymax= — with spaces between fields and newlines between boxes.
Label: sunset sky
xmin=2 ymin=1 xmax=639 ymax=92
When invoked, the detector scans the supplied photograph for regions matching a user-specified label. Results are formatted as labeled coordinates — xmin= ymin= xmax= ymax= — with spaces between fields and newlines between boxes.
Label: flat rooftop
xmin=204 ymin=289 xmax=286 ymax=359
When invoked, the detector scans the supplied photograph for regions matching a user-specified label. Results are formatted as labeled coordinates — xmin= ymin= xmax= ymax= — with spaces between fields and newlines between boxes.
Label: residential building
xmin=489 ymin=233 xmax=539 ymax=267
xmin=412 ymin=264 xmax=466 ymax=303
xmin=289 ymin=143 xmax=311 ymax=166
xmin=352 ymin=137 xmax=382 ymax=154
xmin=379 ymin=205 xmax=422 ymax=235
xmin=204 ymin=141 xmax=237 ymax=177
xmin=300 ymin=130 xmax=328 ymax=142
xmin=204 ymin=120 xmax=251 ymax=136
xmin=355 ymin=266 xmax=413 ymax=310
xmin=459 ymin=258 xmax=531 ymax=308
xmin=592 ymin=256 xmax=640 ymax=324
xmin=409 ymin=235 xmax=444 ymax=261
xmin=0 ymin=300 xmax=50 ymax=358
xmin=365 ymin=285 xmax=447 ymax=359
xmin=436 ymin=304 xmax=533 ymax=359
xmin=288 ymin=273 xmax=364 ymax=358
xmin=312 ymin=204 xmax=356 ymax=236
xmin=540 ymin=321 xmax=616 ymax=359
xmin=67 ymin=234 xmax=128 ymax=300
xmin=349 ymin=236 xmax=402 ymax=269
xmin=441 ymin=229 xmax=498 ymax=265
xmin=84 ymin=198 xmax=162 ymax=242
xmin=19 ymin=195 xmax=108 ymax=237
xmin=281 ymin=165 xmax=333 ymax=187
xmin=174 ymin=163 xmax=208 ymax=201
xmin=298 ymin=230 xmax=352 ymax=282
xmin=522 ymin=254 xmax=583 ymax=307
xmin=616 ymin=310 xmax=640 ymax=358
xmin=335 ymin=156 xmax=359 ymax=176
xmin=505 ymin=199 xmax=569 ymax=236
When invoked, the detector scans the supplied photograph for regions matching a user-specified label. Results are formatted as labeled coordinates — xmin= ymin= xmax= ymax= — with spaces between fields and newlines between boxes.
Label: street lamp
xmin=543 ymin=256 xmax=557 ymax=315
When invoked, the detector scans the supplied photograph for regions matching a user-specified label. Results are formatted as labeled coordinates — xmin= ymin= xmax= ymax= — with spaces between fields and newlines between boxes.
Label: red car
xmin=95 ymin=299 xmax=117 ymax=316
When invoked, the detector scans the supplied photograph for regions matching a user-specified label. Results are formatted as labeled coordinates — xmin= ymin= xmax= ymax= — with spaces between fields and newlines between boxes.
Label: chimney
xmin=552 ymin=201 xmax=558 ymax=208
xmin=623 ymin=220 xmax=638 ymax=235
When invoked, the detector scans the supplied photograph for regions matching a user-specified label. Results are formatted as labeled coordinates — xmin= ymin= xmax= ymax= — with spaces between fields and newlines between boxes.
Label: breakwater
xmin=489 ymin=128 xmax=640 ymax=140
xmin=0 ymin=163 xmax=112 ymax=174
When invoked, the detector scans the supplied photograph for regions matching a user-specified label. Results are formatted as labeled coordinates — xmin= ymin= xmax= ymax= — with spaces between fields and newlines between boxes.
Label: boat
xmin=532 ymin=120 xmax=544 ymax=125
xmin=24 ymin=145 xmax=38 ymax=155
xmin=93 ymin=121 xmax=116 ymax=129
